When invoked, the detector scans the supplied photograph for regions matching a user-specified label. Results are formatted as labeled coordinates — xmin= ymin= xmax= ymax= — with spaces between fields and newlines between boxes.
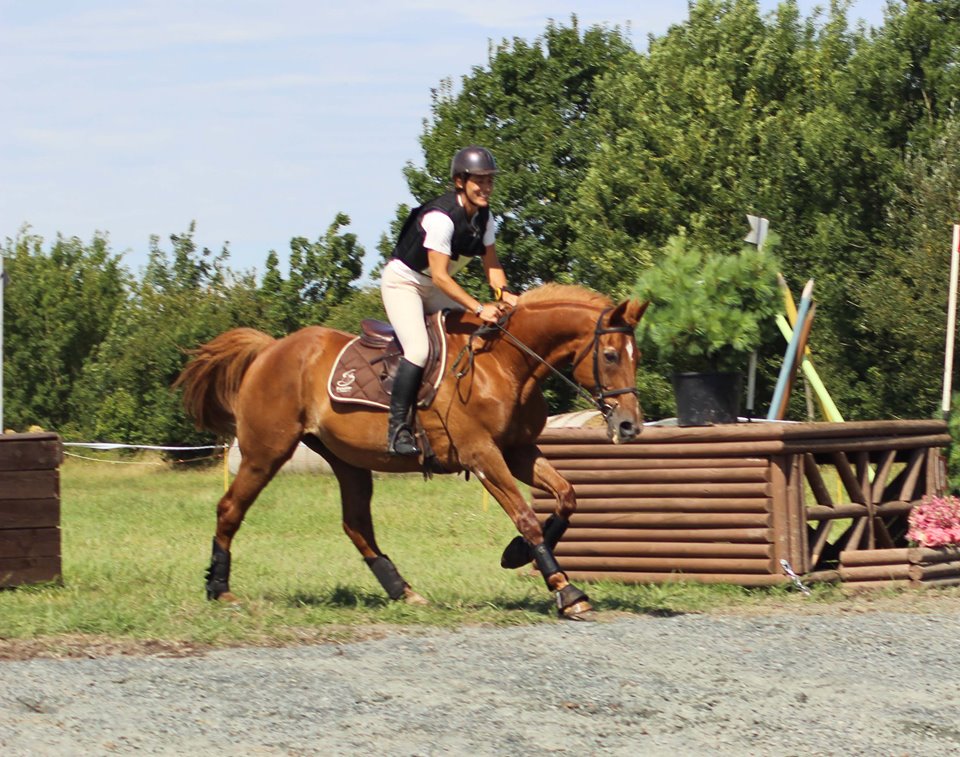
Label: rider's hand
xmin=499 ymin=290 xmax=519 ymax=308
xmin=477 ymin=303 xmax=500 ymax=323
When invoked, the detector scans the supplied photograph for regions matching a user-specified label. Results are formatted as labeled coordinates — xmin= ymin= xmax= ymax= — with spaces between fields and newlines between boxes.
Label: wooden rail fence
xmin=534 ymin=420 xmax=954 ymax=589
xmin=0 ymin=432 xmax=63 ymax=588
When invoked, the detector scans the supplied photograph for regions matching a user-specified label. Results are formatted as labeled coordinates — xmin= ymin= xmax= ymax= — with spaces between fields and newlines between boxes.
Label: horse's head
xmin=570 ymin=298 xmax=649 ymax=444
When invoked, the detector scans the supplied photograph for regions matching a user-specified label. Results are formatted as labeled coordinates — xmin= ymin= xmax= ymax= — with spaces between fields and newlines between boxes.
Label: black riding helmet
xmin=450 ymin=146 xmax=498 ymax=179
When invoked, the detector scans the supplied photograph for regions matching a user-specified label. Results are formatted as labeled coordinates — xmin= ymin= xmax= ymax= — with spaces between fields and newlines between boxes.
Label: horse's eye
xmin=604 ymin=348 xmax=619 ymax=364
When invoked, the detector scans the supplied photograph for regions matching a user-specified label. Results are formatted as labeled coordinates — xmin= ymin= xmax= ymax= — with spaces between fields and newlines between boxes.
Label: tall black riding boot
xmin=387 ymin=358 xmax=424 ymax=456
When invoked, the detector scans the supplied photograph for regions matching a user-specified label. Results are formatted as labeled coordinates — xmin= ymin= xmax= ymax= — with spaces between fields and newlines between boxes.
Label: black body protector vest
xmin=392 ymin=191 xmax=490 ymax=275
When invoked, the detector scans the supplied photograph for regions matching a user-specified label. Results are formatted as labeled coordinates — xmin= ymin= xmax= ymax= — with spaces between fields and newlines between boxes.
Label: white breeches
xmin=380 ymin=260 xmax=461 ymax=367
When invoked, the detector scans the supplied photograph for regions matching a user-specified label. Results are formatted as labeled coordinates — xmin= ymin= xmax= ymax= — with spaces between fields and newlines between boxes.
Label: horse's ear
xmin=610 ymin=299 xmax=649 ymax=328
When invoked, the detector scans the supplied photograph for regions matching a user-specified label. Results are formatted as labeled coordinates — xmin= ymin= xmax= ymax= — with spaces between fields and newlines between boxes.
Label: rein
xmin=452 ymin=307 xmax=638 ymax=419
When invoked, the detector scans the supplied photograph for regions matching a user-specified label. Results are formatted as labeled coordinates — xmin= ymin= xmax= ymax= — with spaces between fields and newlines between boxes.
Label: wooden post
xmin=941 ymin=224 xmax=960 ymax=420
xmin=769 ymin=456 xmax=791 ymax=570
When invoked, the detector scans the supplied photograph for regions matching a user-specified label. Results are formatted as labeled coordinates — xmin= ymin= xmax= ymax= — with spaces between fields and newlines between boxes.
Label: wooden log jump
xmin=533 ymin=419 xmax=954 ymax=589
xmin=0 ymin=433 xmax=63 ymax=588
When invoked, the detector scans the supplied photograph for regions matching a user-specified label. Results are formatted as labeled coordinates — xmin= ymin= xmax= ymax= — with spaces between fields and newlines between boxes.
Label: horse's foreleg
xmin=474 ymin=454 xmax=591 ymax=619
xmin=500 ymin=446 xmax=575 ymax=569
xmin=303 ymin=437 xmax=427 ymax=605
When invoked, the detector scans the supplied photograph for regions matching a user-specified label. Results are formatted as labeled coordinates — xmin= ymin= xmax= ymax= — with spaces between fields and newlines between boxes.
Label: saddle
xmin=327 ymin=312 xmax=449 ymax=410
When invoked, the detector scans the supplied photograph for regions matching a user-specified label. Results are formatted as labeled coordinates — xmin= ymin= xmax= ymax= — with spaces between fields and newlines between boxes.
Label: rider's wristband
xmin=474 ymin=303 xmax=484 ymax=316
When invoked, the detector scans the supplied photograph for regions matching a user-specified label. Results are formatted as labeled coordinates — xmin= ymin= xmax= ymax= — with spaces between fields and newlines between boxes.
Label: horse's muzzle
xmin=606 ymin=405 xmax=642 ymax=444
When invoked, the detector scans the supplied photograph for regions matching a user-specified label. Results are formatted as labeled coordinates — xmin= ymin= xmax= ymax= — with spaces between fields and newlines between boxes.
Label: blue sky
xmin=1 ymin=1 xmax=889 ymax=279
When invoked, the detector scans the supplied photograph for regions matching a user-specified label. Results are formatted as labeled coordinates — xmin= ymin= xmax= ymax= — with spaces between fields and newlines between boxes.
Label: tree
xmin=856 ymin=115 xmax=960 ymax=419
xmin=291 ymin=213 xmax=364 ymax=326
xmin=2 ymin=229 xmax=127 ymax=430
xmin=258 ymin=250 xmax=298 ymax=336
xmin=69 ymin=225 xmax=262 ymax=445
xmin=571 ymin=0 xmax=960 ymax=418
xmin=262 ymin=213 xmax=366 ymax=331
xmin=322 ymin=287 xmax=387 ymax=334
xmin=573 ymin=0 xmax=891 ymax=292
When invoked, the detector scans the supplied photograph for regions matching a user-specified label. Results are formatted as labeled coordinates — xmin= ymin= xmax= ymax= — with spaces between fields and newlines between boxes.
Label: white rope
xmin=62 ymin=442 xmax=227 ymax=451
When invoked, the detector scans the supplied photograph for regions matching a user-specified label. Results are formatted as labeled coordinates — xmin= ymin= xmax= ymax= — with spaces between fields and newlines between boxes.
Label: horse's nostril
xmin=619 ymin=421 xmax=637 ymax=438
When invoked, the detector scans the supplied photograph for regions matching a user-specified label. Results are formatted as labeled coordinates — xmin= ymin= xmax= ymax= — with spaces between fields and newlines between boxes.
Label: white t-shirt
xmin=420 ymin=203 xmax=496 ymax=276
xmin=387 ymin=195 xmax=497 ymax=284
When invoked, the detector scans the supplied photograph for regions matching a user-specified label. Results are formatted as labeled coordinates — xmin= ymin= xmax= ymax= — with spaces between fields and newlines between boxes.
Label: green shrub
xmin=633 ymin=233 xmax=780 ymax=374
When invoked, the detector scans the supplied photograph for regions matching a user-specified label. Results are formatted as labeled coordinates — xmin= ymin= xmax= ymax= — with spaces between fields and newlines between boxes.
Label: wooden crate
xmin=0 ymin=432 xmax=63 ymax=588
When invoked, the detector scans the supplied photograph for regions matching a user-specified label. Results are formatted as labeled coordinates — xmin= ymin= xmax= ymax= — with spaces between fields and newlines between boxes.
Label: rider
xmin=380 ymin=145 xmax=520 ymax=456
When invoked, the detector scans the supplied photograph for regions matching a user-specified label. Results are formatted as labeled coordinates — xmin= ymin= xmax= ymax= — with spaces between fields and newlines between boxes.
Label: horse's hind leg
xmin=500 ymin=445 xmax=575 ymax=569
xmin=302 ymin=436 xmax=427 ymax=605
xmin=207 ymin=444 xmax=293 ymax=602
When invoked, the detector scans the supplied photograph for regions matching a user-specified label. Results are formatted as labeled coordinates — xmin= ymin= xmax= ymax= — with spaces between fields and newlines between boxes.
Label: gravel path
xmin=2 ymin=607 xmax=960 ymax=756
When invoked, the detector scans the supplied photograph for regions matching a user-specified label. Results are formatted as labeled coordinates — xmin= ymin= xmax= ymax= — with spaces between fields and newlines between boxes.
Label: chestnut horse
xmin=175 ymin=283 xmax=647 ymax=619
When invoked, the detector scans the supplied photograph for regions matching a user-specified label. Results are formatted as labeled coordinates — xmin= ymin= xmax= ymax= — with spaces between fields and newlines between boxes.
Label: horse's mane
xmin=518 ymin=283 xmax=612 ymax=310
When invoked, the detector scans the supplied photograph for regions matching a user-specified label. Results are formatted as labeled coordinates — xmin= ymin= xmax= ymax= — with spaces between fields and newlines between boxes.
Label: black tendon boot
xmin=387 ymin=358 xmax=424 ymax=456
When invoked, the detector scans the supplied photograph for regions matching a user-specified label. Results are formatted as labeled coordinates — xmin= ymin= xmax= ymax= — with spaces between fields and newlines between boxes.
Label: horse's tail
xmin=174 ymin=328 xmax=276 ymax=436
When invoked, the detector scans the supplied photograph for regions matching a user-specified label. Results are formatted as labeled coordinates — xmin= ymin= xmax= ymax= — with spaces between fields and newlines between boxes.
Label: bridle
xmin=570 ymin=307 xmax=640 ymax=417
xmin=453 ymin=306 xmax=639 ymax=420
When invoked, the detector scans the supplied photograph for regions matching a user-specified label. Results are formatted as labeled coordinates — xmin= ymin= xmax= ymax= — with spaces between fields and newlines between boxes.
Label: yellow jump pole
xmin=777 ymin=274 xmax=840 ymax=422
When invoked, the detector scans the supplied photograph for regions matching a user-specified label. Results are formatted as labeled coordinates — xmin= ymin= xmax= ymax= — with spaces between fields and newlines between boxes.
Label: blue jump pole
xmin=768 ymin=279 xmax=814 ymax=421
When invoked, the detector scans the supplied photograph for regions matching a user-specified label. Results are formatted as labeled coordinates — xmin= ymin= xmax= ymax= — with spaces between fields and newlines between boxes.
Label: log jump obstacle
xmin=0 ymin=432 xmax=63 ymax=588
xmin=534 ymin=420 xmax=954 ymax=589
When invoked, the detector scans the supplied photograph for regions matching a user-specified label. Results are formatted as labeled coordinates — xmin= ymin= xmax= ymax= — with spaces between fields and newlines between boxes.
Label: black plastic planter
xmin=672 ymin=371 xmax=743 ymax=426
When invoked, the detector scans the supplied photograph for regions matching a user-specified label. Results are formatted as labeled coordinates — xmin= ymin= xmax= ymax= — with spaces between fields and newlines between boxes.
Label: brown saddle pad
xmin=327 ymin=312 xmax=448 ymax=410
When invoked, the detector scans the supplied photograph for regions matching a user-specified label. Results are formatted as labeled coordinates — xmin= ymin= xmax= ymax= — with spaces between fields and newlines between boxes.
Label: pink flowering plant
xmin=907 ymin=495 xmax=960 ymax=548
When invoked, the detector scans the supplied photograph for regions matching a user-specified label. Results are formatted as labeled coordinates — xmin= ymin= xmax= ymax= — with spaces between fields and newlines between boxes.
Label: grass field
xmin=0 ymin=457 xmax=849 ymax=648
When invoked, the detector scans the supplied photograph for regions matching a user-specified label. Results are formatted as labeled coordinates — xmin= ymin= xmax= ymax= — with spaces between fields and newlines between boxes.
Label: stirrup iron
xmin=388 ymin=424 xmax=420 ymax=456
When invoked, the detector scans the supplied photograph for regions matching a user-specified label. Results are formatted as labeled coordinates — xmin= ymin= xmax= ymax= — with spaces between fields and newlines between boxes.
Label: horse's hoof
xmin=555 ymin=584 xmax=592 ymax=619
xmin=559 ymin=600 xmax=596 ymax=621
xmin=403 ymin=588 xmax=429 ymax=606
xmin=500 ymin=536 xmax=532 ymax=569
xmin=215 ymin=591 xmax=242 ymax=605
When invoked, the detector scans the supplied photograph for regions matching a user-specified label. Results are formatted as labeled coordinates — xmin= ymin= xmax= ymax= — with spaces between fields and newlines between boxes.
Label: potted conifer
xmin=633 ymin=232 xmax=780 ymax=425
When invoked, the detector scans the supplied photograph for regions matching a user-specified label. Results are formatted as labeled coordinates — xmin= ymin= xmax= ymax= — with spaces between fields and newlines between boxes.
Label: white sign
xmin=744 ymin=215 xmax=770 ymax=249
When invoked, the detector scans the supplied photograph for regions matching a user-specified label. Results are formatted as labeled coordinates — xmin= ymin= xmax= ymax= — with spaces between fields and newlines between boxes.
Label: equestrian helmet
xmin=450 ymin=146 xmax=498 ymax=178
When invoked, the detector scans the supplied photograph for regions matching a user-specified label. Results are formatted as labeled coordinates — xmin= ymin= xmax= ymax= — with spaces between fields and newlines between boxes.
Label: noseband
xmin=455 ymin=307 xmax=638 ymax=420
